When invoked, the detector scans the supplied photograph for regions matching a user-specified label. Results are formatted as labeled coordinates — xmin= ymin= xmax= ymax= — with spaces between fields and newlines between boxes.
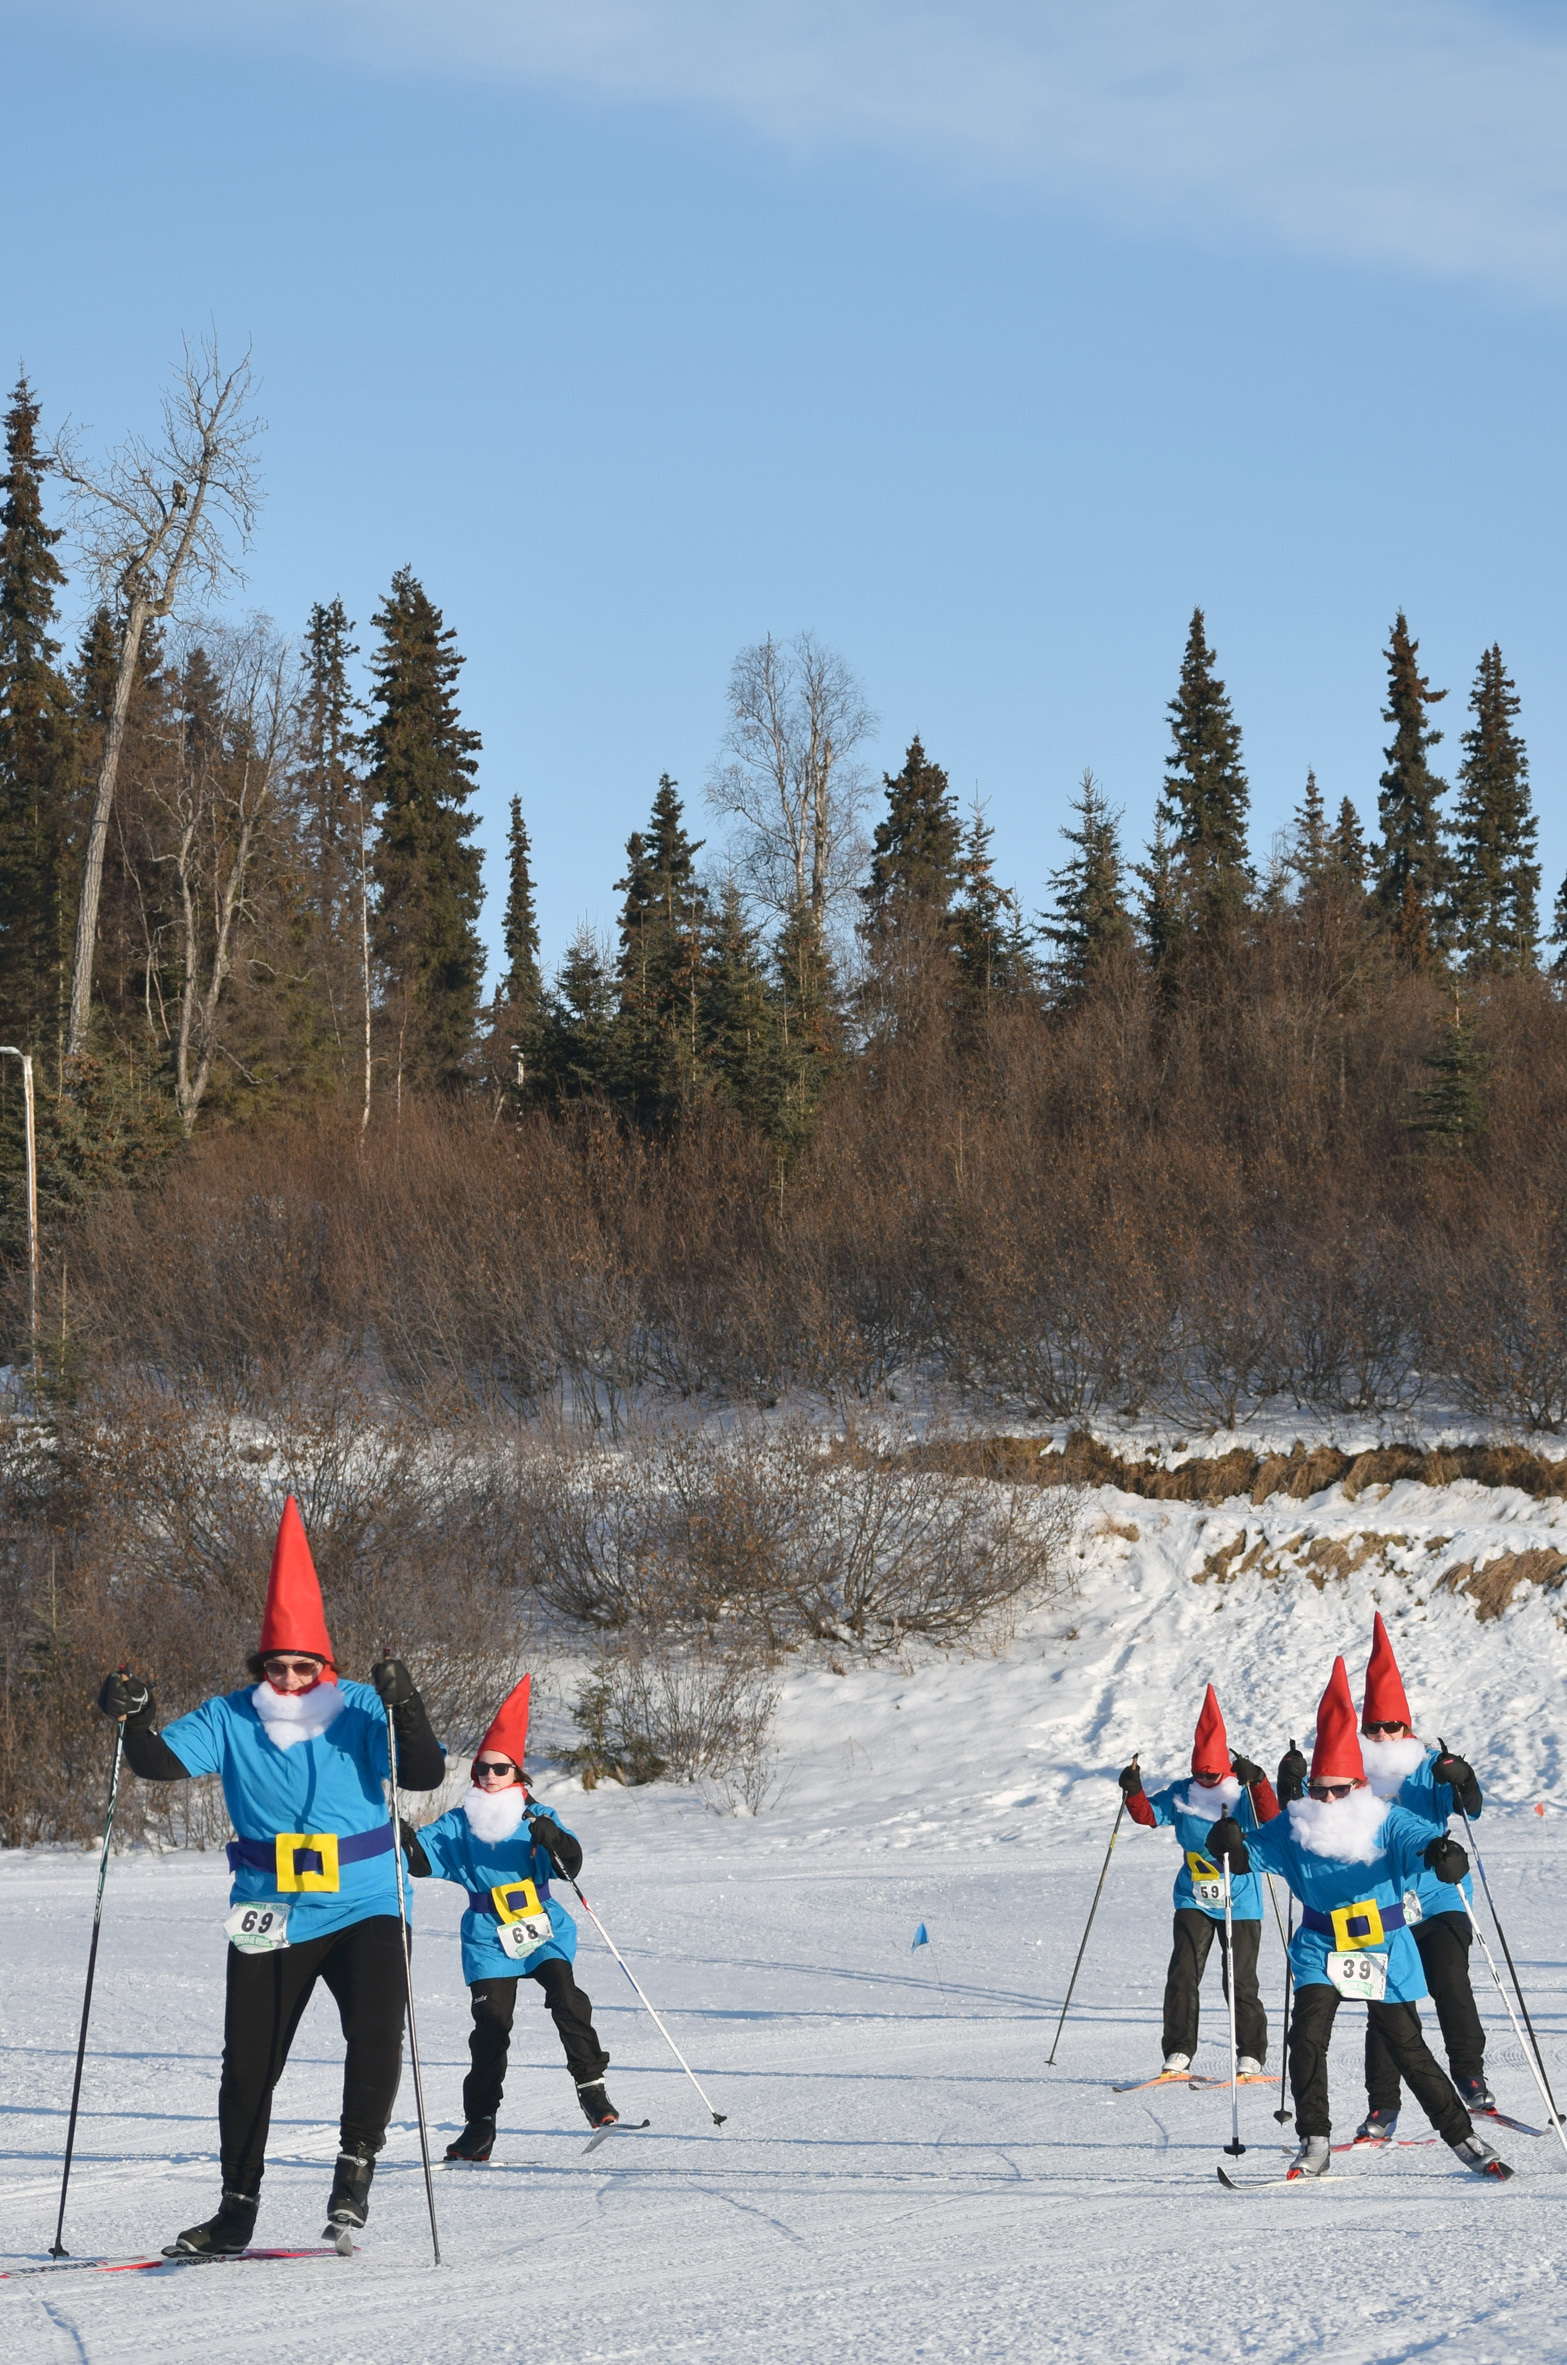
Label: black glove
xmin=1431 ymin=1749 xmax=1473 ymax=1793
xmin=1207 ymin=1814 xmax=1250 ymax=1872
xmin=1424 ymin=1836 xmax=1469 ymax=1885
xmin=529 ymin=1814 xmax=583 ymax=1880
xmin=1118 ymin=1763 xmax=1144 ymax=1796
xmin=370 ymin=1657 xmax=413 ymax=1706
xmin=98 ymin=1670 xmax=154 ymax=1724
xmin=398 ymin=1817 xmax=432 ymax=1877
xmin=1277 ymin=1742 xmax=1307 ymax=1806
xmin=1230 ymin=1754 xmax=1264 ymax=1788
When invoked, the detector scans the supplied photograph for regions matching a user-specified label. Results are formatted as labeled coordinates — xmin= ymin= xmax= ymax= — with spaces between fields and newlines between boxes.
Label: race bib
xmin=1326 ymin=1949 xmax=1388 ymax=2002
xmin=1402 ymin=1889 xmax=1423 ymax=1927
xmin=489 ymin=1878 xmax=553 ymax=1962
xmin=225 ymin=1901 xmax=292 ymax=1954
xmin=1186 ymin=1850 xmax=1224 ymax=1910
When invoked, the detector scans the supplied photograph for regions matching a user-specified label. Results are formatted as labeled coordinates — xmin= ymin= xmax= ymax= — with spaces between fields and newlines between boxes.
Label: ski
xmin=1 ymin=2245 xmax=348 ymax=2281
xmin=1330 ymin=2134 xmax=1437 ymax=2154
xmin=1216 ymin=2166 xmax=1370 ymax=2192
xmin=1111 ymin=2071 xmax=1194 ymax=2094
xmin=581 ymin=2119 xmax=652 ymax=2156
xmin=1188 ymin=2074 xmax=1278 ymax=2089
xmin=1476 ymin=2107 xmax=1548 ymax=2138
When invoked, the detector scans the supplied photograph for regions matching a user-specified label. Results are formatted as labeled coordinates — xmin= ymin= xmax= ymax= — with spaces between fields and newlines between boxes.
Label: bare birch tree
xmin=144 ymin=618 xmax=291 ymax=1135
xmin=707 ymin=632 xmax=875 ymax=923
xmin=54 ymin=341 xmax=262 ymax=1057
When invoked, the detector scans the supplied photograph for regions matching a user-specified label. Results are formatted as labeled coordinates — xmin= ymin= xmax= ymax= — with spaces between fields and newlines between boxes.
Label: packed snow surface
xmin=4 ymin=1477 xmax=1567 ymax=2362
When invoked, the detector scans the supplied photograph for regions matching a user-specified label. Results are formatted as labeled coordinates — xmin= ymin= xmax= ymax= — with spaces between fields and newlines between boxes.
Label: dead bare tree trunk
xmin=54 ymin=343 xmax=261 ymax=1059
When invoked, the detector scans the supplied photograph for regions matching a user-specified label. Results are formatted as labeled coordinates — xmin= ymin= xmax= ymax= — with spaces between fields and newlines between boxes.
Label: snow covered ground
xmin=4 ymin=1471 xmax=1567 ymax=2363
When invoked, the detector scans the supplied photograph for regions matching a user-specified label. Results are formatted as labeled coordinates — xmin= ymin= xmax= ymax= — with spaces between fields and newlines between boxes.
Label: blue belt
xmin=467 ymin=1879 xmax=552 ymax=1916
xmin=1301 ymin=1900 xmax=1405 ymax=1942
xmin=226 ymin=1825 xmax=394 ymax=1877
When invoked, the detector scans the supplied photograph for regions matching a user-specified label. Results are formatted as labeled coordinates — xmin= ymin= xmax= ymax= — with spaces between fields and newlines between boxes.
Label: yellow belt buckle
xmin=491 ymin=1879 xmax=543 ymax=1923
xmin=275 ymin=1831 xmax=340 ymax=1892
xmin=1330 ymin=1897 xmax=1385 ymax=1951
xmin=1186 ymin=1850 xmax=1219 ymax=1883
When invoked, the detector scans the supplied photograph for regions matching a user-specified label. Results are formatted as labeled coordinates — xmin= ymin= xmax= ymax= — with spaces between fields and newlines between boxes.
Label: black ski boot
xmin=445 ymin=2116 xmax=497 ymax=2163
xmin=576 ymin=2080 xmax=620 ymax=2130
xmin=1354 ymin=2107 xmax=1399 ymax=2144
xmin=1450 ymin=2133 xmax=1513 ymax=2180
xmin=1457 ymin=2074 xmax=1497 ymax=2112
xmin=323 ymin=2146 xmax=375 ymax=2252
xmin=163 ymin=2187 xmax=259 ymax=2258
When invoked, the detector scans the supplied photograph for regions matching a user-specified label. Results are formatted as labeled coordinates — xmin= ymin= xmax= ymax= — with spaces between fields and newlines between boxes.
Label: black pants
xmin=1162 ymin=1909 xmax=1266 ymax=2062
xmin=1290 ymin=1980 xmax=1471 ymax=2142
xmin=220 ymin=1915 xmax=408 ymax=2197
xmin=1364 ymin=1913 xmax=1485 ymax=2105
xmin=463 ymin=1959 xmax=610 ymax=2122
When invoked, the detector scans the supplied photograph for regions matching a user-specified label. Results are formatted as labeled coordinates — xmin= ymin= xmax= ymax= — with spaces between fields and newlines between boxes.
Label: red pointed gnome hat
xmin=1191 ymin=1683 xmax=1232 ymax=1779
xmin=258 ymin=1496 xmax=337 ymax=1679
xmin=477 ymin=1674 xmax=531 ymax=1770
xmin=1361 ymin=1611 xmax=1414 ymax=1732
xmin=1310 ymin=1657 xmax=1366 ymax=1784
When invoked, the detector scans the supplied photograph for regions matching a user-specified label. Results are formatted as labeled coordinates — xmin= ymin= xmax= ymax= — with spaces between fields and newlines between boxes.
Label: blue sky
xmin=7 ymin=0 xmax=1567 ymax=974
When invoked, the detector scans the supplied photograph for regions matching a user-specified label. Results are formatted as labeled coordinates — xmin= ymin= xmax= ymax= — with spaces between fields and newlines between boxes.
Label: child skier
xmin=400 ymin=1675 xmax=621 ymax=2158
xmin=1208 ymin=1657 xmax=1509 ymax=2180
xmin=1356 ymin=1609 xmax=1491 ymax=2138
xmin=96 ymin=1497 xmax=446 ymax=2255
xmin=1118 ymin=1684 xmax=1280 ymax=2080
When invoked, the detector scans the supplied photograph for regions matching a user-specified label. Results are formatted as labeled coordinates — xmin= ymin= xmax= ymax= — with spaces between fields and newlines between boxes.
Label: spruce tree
xmin=1043 ymin=769 xmax=1133 ymax=998
xmin=612 ymin=775 xmax=708 ymax=1121
xmin=537 ymin=927 xmax=617 ymax=1100
xmin=1134 ymin=815 xmax=1178 ymax=977
xmin=862 ymin=737 xmax=962 ymax=927
xmin=1373 ymin=612 xmax=1448 ymax=966
xmin=702 ymin=881 xmax=776 ymax=1129
xmin=1289 ymin=770 xmax=1328 ymax=890
xmin=1156 ymin=609 xmax=1252 ymax=939
xmin=500 ymin=795 xmax=541 ymax=1011
xmin=1407 ymin=997 xmax=1486 ymax=1154
xmin=0 ymin=373 xmax=74 ymax=1060
xmin=1329 ymin=797 xmax=1368 ymax=892
xmin=366 ymin=569 xmax=485 ymax=1094
xmin=1446 ymin=644 xmax=1539 ymax=972
xmin=292 ymin=598 xmax=369 ymax=1103
xmin=772 ymin=899 xmax=841 ymax=1154
xmin=953 ymin=800 xmax=1035 ymax=1005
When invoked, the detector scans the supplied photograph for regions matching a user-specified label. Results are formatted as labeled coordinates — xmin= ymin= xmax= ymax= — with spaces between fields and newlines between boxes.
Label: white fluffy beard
xmin=251 ymin=1681 xmax=347 ymax=1749
xmin=1287 ymin=1785 xmax=1390 ymax=1864
xmin=1359 ymin=1733 xmax=1425 ymax=1800
xmin=461 ymin=1783 xmax=529 ymax=1843
xmin=1176 ymin=1775 xmax=1242 ymax=1824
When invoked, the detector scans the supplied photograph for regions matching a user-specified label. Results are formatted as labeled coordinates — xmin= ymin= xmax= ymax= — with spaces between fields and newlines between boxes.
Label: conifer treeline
xmin=0 ymin=370 xmax=1562 ymax=1308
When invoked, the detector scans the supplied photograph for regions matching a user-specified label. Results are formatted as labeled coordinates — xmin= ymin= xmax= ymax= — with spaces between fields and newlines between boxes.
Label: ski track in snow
xmin=4 ymin=1480 xmax=1567 ymax=2362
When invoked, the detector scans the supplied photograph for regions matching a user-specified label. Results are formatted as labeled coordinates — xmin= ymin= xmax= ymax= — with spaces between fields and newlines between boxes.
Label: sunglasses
xmin=1308 ymin=1780 xmax=1356 ymax=1800
xmin=1363 ymin=1721 xmax=1407 ymax=1736
xmin=473 ymin=1759 xmax=518 ymax=1781
xmin=263 ymin=1656 xmax=324 ymax=1676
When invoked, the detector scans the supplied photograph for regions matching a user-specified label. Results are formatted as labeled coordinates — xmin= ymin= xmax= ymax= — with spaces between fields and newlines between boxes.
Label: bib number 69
xmin=225 ymin=1901 xmax=292 ymax=1954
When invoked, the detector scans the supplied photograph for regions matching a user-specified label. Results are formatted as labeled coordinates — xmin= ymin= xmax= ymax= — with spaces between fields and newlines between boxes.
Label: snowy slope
xmin=3 ymin=1475 xmax=1566 ymax=2364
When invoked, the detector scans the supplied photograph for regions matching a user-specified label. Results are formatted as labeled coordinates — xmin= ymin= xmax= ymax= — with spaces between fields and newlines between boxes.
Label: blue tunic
xmin=1145 ymin=1783 xmax=1265 ymax=1922
xmin=161 ymin=1680 xmax=403 ymax=1942
xmin=1396 ymin=1749 xmax=1478 ymax=1921
xmin=1246 ymin=1801 xmax=1445 ymax=2002
xmin=414 ymin=1801 xmax=580 ymax=1983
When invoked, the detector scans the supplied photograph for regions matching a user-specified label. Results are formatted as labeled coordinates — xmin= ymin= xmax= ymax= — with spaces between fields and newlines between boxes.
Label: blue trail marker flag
xmin=911 ymin=1923 xmax=929 ymax=1951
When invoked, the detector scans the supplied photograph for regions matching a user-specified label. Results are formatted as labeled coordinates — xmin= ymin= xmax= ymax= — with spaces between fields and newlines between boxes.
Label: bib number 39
xmin=1326 ymin=1948 xmax=1388 ymax=2002
xmin=225 ymin=1901 xmax=292 ymax=1954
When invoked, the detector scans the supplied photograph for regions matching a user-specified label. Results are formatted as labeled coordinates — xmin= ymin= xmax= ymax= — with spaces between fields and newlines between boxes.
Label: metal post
xmin=0 ymin=1048 xmax=38 ymax=1369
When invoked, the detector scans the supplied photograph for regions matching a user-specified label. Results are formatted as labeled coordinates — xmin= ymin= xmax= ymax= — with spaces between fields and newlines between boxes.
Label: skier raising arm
xmin=400 ymin=1676 xmax=623 ymax=2160
xmin=1117 ymin=1684 xmax=1280 ymax=2081
xmin=1355 ymin=1611 xmax=1493 ymax=2135
xmin=96 ymin=1497 xmax=445 ymax=2258
xmin=1206 ymin=1656 xmax=1510 ymax=2182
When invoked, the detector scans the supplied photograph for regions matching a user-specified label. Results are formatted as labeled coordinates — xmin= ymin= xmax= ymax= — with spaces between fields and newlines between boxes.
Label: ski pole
xmin=384 ymin=1694 xmax=442 ymax=2264
xmin=1273 ymin=1896 xmax=1296 ymax=2126
xmin=1437 ymin=1753 xmax=1567 ymax=2160
xmin=567 ymin=1876 xmax=727 ymax=2125
xmin=1047 ymin=1766 xmax=1133 ymax=2067
xmin=51 ymin=1713 xmax=126 ymax=2257
xmin=1220 ymin=1857 xmax=1245 ymax=2157
xmin=1238 ymin=1783 xmax=1292 ymax=2122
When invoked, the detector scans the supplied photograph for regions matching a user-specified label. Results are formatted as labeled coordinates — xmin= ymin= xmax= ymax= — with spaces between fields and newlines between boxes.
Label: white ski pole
xmin=1440 ymin=1756 xmax=1567 ymax=2156
xmin=1220 ymin=1857 xmax=1245 ymax=2159
xmin=51 ymin=1712 xmax=126 ymax=2257
xmin=1239 ymin=1784 xmax=1291 ymax=2120
xmin=384 ymin=1694 xmax=442 ymax=2263
xmin=1454 ymin=1886 xmax=1567 ymax=2162
xmin=567 ymin=1876 xmax=727 ymax=2126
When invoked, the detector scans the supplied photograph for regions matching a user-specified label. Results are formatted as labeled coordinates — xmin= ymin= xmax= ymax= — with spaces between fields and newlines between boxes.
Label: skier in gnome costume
xmin=400 ymin=1675 xmax=620 ymax=2158
xmin=1206 ymin=1657 xmax=1510 ymax=2179
xmin=1355 ymin=1609 xmax=1491 ymax=2138
xmin=1117 ymin=1685 xmax=1280 ymax=2079
xmin=96 ymin=1496 xmax=446 ymax=2255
